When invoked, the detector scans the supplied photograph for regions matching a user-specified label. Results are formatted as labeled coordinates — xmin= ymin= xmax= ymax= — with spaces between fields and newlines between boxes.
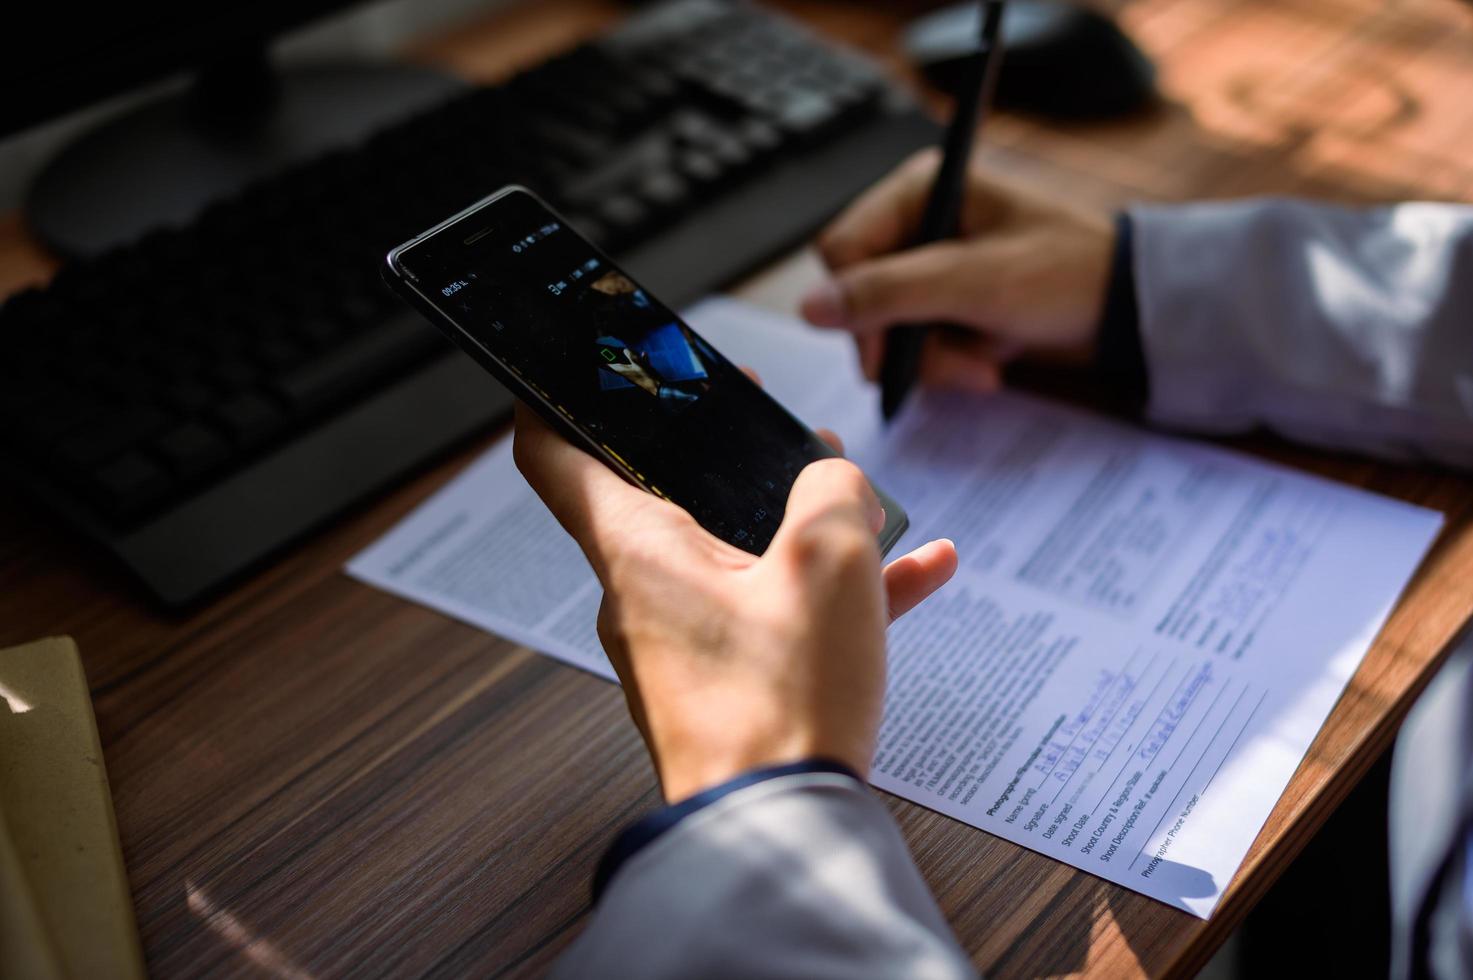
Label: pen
xmin=879 ymin=0 xmax=1008 ymax=421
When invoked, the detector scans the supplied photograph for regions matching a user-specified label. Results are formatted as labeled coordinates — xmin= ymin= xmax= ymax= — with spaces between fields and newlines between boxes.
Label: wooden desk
xmin=3 ymin=0 xmax=1472 ymax=976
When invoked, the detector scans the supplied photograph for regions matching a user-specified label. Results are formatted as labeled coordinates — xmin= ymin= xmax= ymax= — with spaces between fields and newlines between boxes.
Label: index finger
xmin=766 ymin=458 xmax=886 ymax=570
xmin=816 ymin=148 xmax=940 ymax=270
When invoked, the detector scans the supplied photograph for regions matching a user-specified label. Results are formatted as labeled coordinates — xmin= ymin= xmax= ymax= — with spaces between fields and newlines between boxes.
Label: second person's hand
xmin=800 ymin=148 xmax=1116 ymax=391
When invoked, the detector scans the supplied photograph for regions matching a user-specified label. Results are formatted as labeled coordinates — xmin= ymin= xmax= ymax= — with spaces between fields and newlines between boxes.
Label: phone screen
xmin=392 ymin=188 xmax=895 ymax=555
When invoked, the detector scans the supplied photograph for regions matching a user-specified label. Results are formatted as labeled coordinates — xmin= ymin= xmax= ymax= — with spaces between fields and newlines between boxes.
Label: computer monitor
xmin=2 ymin=3 xmax=462 ymax=257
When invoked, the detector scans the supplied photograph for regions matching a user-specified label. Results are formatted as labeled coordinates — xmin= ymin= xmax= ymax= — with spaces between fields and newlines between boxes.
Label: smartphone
xmin=383 ymin=185 xmax=908 ymax=557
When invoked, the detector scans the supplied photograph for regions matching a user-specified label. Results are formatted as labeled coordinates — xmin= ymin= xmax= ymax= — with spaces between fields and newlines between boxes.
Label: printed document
xmin=349 ymin=297 xmax=1442 ymax=916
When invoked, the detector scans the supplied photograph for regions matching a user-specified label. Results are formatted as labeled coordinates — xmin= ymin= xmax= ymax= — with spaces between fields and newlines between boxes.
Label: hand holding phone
xmin=511 ymin=398 xmax=957 ymax=800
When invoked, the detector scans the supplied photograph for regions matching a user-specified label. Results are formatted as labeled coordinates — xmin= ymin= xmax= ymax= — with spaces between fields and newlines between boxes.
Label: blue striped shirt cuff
xmin=592 ymin=757 xmax=865 ymax=900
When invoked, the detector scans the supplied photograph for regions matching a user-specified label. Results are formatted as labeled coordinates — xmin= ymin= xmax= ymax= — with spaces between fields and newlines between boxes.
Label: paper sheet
xmin=348 ymin=297 xmax=1442 ymax=916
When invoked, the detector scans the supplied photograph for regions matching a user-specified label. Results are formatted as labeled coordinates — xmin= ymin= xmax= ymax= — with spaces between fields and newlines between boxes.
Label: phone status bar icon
xmin=547 ymin=257 xmax=600 ymax=296
xmin=510 ymin=221 xmax=562 ymax=254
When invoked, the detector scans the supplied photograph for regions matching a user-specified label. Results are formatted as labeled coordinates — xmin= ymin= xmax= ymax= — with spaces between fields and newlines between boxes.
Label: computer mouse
xmin=904 ymin=0 xmax=1157 ymax=120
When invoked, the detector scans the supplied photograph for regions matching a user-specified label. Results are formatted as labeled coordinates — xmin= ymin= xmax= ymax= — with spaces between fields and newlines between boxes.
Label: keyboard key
xmin=211 ymin=361 xmax=259 ymax=394
xmin=829 ymin=79 xmax=878 ymax=109
xmin=669 ymin=110 xmax=720 ymax=145
xmin=90 ymin=452 xmax=173 ymax=518
xmin=738 ymin=118 xmax=784 ymax=154
xmin=564 ymin=214 xmax=609 ymax=247
xmin=164 ymin=380 xmax=216 ymax=414
xmin=5 ymin=380 xmax=101 ymax=451
xmin=631 ymin=66 xmax=680 ymax=102
xmin=343 ymin=291 xmax=389 ymax=325
xmin=213 ymin=393 xmax=288 ymax=449
xmin=154 ymin=347 xmax=207 ymax=380
xmin=534 ymin=120 xmax=614 ymax=168
xmin=92 ymin=365 xmax=159 ymax=403
xmin=273 ymin=320 xmax=443 ymax=416
xmin=704 ymin=132 xmax=754 ymax=170
xmin=772 ymin=92 xmax=840 ymax=136
xmin=253 ymin=337 xmax=306 ymax=370
xmin=293 ymin=314 xmax=344 ymax=351
xmin=54 ymin=407 xmax=171 ymax=471
xmin=677 ymin=150 xmax=724 ymax=185
xmin=152 ymin=422 xmax=231 ymax=480
xmin=597 ymin=195 xmax=650 ymax=234
xmin=636 ymin=170 xmax=690 ymax=209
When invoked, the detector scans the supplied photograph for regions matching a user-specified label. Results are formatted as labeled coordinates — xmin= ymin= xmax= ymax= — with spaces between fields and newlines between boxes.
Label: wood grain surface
xmin=2 ymin=0 xmax=1471 ymax=976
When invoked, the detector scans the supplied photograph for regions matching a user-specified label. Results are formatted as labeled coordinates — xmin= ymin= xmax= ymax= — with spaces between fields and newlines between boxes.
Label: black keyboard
xmin=0 ymin=0 xmax=936 ymax=606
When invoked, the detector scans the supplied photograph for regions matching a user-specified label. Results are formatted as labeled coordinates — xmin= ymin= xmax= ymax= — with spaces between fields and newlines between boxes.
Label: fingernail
xmin=800 ymin=278 xmax=847 ymax=327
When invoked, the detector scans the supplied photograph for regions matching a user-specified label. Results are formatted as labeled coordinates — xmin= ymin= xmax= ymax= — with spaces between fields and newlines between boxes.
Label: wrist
xmin=1065 ymin=210 xmax=1119 ymax=362
xmin=651 ymin=713 xmax=872 ymax=803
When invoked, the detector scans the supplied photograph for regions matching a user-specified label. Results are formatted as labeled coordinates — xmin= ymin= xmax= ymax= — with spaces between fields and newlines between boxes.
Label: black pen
xmin=879 ymin=0 xmax=1007 ymax=421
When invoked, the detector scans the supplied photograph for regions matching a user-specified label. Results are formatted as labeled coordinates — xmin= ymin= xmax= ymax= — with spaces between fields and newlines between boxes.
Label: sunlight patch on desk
xmin=186 ymin=880 xmax=315 ymax=980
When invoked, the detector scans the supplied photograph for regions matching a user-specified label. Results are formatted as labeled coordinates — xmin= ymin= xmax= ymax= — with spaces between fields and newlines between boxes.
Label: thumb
xmin=767 ymin=458 xmax=885 ymax=578
xmin=801 ymin=240 xmax=983 ymax=336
